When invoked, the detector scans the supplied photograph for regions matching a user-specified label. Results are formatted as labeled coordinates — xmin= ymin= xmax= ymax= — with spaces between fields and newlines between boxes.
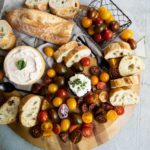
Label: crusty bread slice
xmin=49 ymin=0 xmax=80 ymax=19
xmin=0 ymin=20 xmax=16 ymax=50
xmin=110 ymin=75 xmax=139 ymax=88
xmin=54 ymin=41 xmax=78 ymax=63
xmin=104 ymin=41 xmax=132 ymax=60
xmin=119 ymin=55 xmax=145 ymax=77
xmin=64 ymin=45 xmax=91 ymax=67
xmin=109 ymin=87 xmax=139 ymax=106
xmin=0 ymin=96 xmax=20 ymax=124
xmin=25 ymin=0 xmax=49 ymax=11
xmin=19 ymin=95 xmax=42 ymax=127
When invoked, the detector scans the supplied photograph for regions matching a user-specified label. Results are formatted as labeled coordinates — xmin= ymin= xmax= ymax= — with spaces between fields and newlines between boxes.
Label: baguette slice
xmin=19 ymin=95 xmax=42 ymax=127
xmin=54 ymin=41 xmax=78 ymax=63
xmin=110 ymin=75 xmax=139 ymax=88
xmin=0 ymin=96 xmax=20 ymax=124
xmin=64 ymin=45 xmax=91 ymax=67
xmin=25 ymin=0 xmax=49 ymax=11
xmin=49 ymin=0 xmax=80 ymax=19
xmin=104 ymin=42 xmax=132 ymax=59
xmin=119 ymin=55 xmax=145 ymax=76
xmin=109 ymin=87 xmax=139 ymax=106
xmin=0 ymin=20 xmax=16 ymax=50
xmin=6 ymin=8 xmax=74 ymax=45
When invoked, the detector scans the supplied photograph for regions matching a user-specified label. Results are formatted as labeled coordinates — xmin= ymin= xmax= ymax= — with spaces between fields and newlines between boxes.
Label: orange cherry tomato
xmin=98 ymin=6 xmax=111 ymax=20
xmin=81 ymin=17 xmax=92 ymax=28
xmin=91 ymin=75 xmax=99 ymax=85
xmin=99 ymin=72 xmax=110 ymax=83
xmin=106 ymin=110 xmax=118 ymax=121
xmin=82 ymin=112 xmax=93 ymax=123
xmin=120 ymin=29 xmax=134 ymax=41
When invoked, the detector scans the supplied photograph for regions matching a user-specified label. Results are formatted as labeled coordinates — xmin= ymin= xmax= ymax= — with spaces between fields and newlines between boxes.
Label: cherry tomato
xmin=53 ymin=124 xmax=61 ymax=134
xmin=102 ymin=29 xmax=113 ymax=41
xmin=94 ymin=23 xmax=107 ymax=33
xmin=108 ymin=58 xmax=120 ymax=69
xmin=81 ymin=57 xmax=91 ymax=66
xmin=56 ymin=89 xmax=68 ymax=98
xmin=109 ymin=21 xmax=120 ymax=32
xmin=38 ymin=111 xmax=48 ymax=123
xmin=106 ymin=110 xmax=118 ymax=121
xmin=114 ymin=106 xmax=125 ymax=115
xmin=81 ymin=17 xmax=92 ymax=28
xmin=61 ymin=119 xmax=71 ymax=132
xmin=82 ymin=125 xmax=93 ymax=138
xmin=84 ymin=94 xmax=95 ymax=104
xmin=105 ymin=15 xmax=115 ymax=24
xmin=69 ymin=124 xmax=80 ymax=133
xmin=120 ymin=29 xmax=134 ymax=41
xmin=127 ymin=39 xmax=137 ymax=50
xmin=66 ymin=98 xmax=77 ymax=111
xmin=48 ymin=83 xmax=58 ymax=93
xmin=100 ymin=72 xmax=110 ymax=83
xmin=82 ymin=112 xmax=93 ymax=123
xmin=41 ymin=121 xmax=53 ymax=131
xmin=52 ymin=97 xmax=63 ymax=107
xmin=87 ymin=8 xmax=99 ymax=20
xmin=97 ymin=82 xmax=107 ymax=90
xmin=47 ymin=69 xmax=56 ymax=78
xmin=88 ymin=25 xmax=95 ymax=35
xmin=94 ymin=17 xmax=104 ymax=25
xmin=99 ymin=6 xmax=111 ymax=20
xmin=93 ymin=33 xmax=102 ymax=43
xmin=43 ymin=47 xmax=54 ymax=57
xmin=91 ymin=75 xmax=99 ymax=85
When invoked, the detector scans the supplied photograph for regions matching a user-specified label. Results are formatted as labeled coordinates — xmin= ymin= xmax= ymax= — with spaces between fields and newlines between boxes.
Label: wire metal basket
xmin=74 ymin=0 xmax=132 ymax=50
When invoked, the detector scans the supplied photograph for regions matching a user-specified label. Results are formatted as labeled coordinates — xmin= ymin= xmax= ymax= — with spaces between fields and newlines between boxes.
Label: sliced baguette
xmin=0 ymin=96 xmax=20 ymax=124
xmin=119 ymin=55 xmax=145 ymax=77
xmin=109 ymin=87 xmax=139 ymax=106
xmin=64 ymin=45 xmax=91 ymax=67
xmin=19 ymin=95 xmax=42 ymax=127
xmin=54 ymin=41 xmax=78 ymax=63
xmin=104 ymin=41 xmax=132 ymax=60
xmin=0 ymin=20 xmax=16 ymax=50
xmin=25 ymin=0 xmax=49 ymax=11
xmin=110 ymin=75 xmax=139 ymax=88
xmin=6 ymin=8 xmax=74 ymax=45
xmin=49 ymin=0 xmax=80 ymax=19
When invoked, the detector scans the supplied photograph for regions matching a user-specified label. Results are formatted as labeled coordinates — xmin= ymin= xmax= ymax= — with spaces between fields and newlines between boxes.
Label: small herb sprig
xmin=16 ymin=60 xmax=27 ymax=70
xmin=70 ymin=78 xmax=87 ymax=90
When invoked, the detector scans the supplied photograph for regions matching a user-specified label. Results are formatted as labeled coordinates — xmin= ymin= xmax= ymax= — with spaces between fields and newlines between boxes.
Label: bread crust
xmin=104 ymin=41 xmax=132 ymax=59
xmin=6 ymin=8 xmax=74 ymax=45
xmin=110 ymin=75 xmax=139 ymax=88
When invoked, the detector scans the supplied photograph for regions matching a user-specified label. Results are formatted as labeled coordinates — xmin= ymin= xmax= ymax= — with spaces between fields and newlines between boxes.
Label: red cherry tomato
xmin=56 ymin=89 xmax=68 ymax=98
xmin=97 ymin=82 xmax=107 ymax=90
xmin=93 ymin=33 xmax=102 ymax=43
xmin=82 ymin=124 xmax=93 ymax=138
xmin=38 ymin=111 xmax=48 ymax=123
xmin=94 ymin=18 xmax=104 ymax=25
xmin=114 ymin=106 xmax=125 ymax=115
xmin=102 ymin=29 xmax=113 ymax=41
xmin=81 ymin=57 xmax=91 ymax=66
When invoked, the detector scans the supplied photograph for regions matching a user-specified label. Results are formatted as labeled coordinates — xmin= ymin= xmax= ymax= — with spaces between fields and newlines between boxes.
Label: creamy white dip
xmin=4 ymin=46 xmax=45 ymax=85
xmin=68 ymin=74 xmax=91 ymax=97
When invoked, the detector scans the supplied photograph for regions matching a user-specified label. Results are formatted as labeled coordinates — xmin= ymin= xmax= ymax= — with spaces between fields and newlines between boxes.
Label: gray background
xmin=0 ymin=0 xmax=150 ymax=150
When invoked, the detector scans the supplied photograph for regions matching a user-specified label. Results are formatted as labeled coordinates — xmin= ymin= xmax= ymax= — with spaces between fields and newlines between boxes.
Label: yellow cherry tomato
xmin=99 ymin=72 xmax=110 ymax=83
xmin=99 ymin=6 xmax=111 ymax=20
xmin=108 ymin=58 xmax=120 ymax=69
xmin=48 ymin=83 xmax=58 ymax=93
xmin=91 ymin=75 xmax=99 ymax=85
xmin=47 ymin=69 xmax=56 ymax=78
xmin=106 ymin=110 xmax=118 ymax=121
xmin=88 ymin=25 xmax=95 ymax=35
xmin=43 ymin=130 xmax=53 ymax=137
xmin=66 ymin=98 xmax=77 ymax=111
xmin=82 ymin=112 xmax=93 ymax=123
xmin=52 ymin=97 xmax=63 ymax=107
xmin=61 ymin=119 xmax=71 ymax=132
xmin=43 ymin=47 xmax=54 ymax=57
xmin=41 ymin=121 xmax=53 ymax=131
xmin=82 ymin=17 xmax=92 ymax=28
xmin=120 ymin=29 xmax=134 ymax=41
xmin=105 ymin=15 xmax=115 ymax=24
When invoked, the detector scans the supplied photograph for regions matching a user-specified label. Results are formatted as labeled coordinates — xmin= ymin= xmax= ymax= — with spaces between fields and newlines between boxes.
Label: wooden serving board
xmin=8 ymin=57 xmax=140 ymax=150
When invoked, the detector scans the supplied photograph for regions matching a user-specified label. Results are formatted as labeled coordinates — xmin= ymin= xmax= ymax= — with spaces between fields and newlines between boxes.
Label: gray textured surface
xmin=0 ymin=0 xmax=150 ymax=150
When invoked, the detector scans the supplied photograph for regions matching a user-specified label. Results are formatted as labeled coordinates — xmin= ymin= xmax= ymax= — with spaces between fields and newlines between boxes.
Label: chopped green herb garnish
xmin=16 ymin=60 xmax=27 ymax=70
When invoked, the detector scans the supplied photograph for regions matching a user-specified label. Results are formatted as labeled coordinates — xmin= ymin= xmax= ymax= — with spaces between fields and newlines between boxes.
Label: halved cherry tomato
xmin=81 ymin=17 xmax=92 ymax=28
xmin=38 ymin=111 xmax=48 ymax=123
xmin=81 ymin=57 xmax=91 ymax=66
xmin=114 ymin=106 xmax=125 ymax=115
xmin=69 ymin=125 xmax=80 ymax=133
xmin=97 ymin=82 xmax=107 ymax=90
